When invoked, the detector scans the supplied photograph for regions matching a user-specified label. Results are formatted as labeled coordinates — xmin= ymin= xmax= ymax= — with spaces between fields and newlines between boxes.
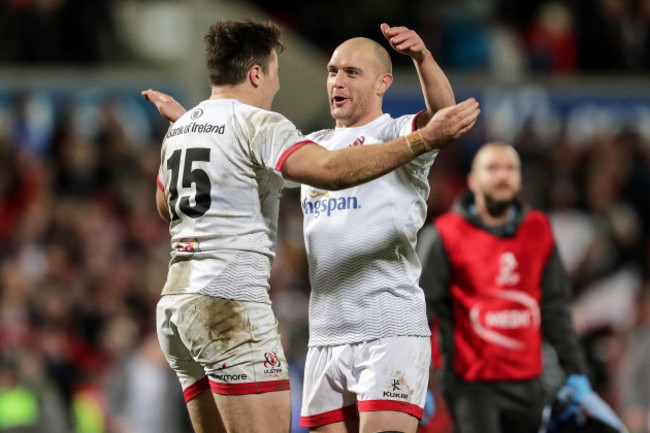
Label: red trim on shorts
xmin=299 ymin=404 xmax=358 ymax=428
xmin=274 ymin=140 xmax=316 ymax=172
xmin=208 ymin=379 xmax=290 ymax=396
xmin=183 ymin=377 xmax=210 ymax=402
xmin=157 ymin=176 xmax=164 ymax=192
xmin=411 ymin=109 xmax=426 ymax=131
xmin=358 ymin=399 xmax=424 ymax=420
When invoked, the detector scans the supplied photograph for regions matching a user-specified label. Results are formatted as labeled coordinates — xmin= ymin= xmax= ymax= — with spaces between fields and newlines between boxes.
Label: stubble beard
xmin=484 ymin=192 xmax=517 ymax=218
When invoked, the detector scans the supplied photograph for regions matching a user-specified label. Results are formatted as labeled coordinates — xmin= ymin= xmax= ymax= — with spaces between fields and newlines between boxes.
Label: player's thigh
xmin=359 ymin=410 xmax=419 ymax=433
xmin=310 ymin=418 xmax=359 ymax=433
xmin=213 ymin=389 xmax=291 ymax=433
xmin=186 ymin=390 xmax=227 ymax=433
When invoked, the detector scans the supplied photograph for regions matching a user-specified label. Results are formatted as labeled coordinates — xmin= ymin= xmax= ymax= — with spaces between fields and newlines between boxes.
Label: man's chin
xmin=484 ymin=195 xmax=516 ymax=217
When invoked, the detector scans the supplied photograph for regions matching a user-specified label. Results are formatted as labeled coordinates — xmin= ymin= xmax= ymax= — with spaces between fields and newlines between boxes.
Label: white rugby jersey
xmin=302 ymin=113 xmax=435 ymax=346
xmin=157 ymin=99 xmax=311 ymax=303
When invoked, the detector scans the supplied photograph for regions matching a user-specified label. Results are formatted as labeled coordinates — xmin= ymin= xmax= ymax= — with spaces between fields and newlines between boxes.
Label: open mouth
xmin=332 ymin=96 xmax=348 ymax=106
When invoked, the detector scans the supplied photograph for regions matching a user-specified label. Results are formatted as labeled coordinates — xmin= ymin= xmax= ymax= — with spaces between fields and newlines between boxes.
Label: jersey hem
xmin=307 ymin=331 xmax=432 ymax=348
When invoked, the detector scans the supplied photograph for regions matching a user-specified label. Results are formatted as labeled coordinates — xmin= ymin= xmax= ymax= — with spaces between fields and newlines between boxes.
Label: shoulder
xmin=306 ymin=128 xmax=334 ymax=141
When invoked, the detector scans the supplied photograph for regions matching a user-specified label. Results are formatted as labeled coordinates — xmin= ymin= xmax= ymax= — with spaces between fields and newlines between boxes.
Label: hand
xmin=421 ymin=98 xmax=480 ymax=150
xmin=141 ymin=89 xmax=187 ymax=123
xmin=566 ymin=374 xmax=592 ymax=404
xmin=380 ymin=23 xmax=429 ymax=62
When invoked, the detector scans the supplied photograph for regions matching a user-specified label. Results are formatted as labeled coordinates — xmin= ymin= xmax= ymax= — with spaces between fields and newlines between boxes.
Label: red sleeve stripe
xmin=209 ymin=379 xmax=290 ymax=395
xmin=357 ymin=399 xmax=424 ymax=420
xmin=157 ymin=176 xmax=165 ymax=192
xmin=299 ymin=404 xmax=358 ymax=427
xmin=411 ymin=109 xmax=426 ymax=131
xmin=183 ymin=377 xmax=210 ymax=402
xmin=275 ymin=140 xmax=316 ymax=172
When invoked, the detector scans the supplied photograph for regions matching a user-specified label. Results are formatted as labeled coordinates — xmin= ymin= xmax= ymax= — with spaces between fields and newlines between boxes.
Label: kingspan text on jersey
xmin=302 ymin=195 xmax=360 ymax=218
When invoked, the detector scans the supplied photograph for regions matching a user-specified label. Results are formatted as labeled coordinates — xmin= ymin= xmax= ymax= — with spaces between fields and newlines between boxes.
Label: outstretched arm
xmin=381 ymin=23 xmax=455 ymax=129
xmin=282 ymin=98 xmax=479 ymax=190
xmin=142 ymin=89 xmax=187 ymax=124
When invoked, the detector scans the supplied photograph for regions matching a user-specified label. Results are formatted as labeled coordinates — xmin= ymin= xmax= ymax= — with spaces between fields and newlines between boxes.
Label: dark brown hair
xmin=204 ymin=20 xmax=284 ymax=86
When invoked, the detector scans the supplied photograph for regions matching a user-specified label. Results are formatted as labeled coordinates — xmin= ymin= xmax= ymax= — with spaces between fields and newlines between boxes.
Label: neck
xmin=335 ymin=109 xmax=383 ymax=128
xmin=210 ymin=85 xmax=258 ymax=107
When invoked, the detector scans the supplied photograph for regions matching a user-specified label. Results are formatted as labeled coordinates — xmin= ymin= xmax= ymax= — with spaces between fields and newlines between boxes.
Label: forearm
xmin=286 ymin=137 xmax=417 ymax=190
xmin=414 ymin=50 xmax=455 ymax=128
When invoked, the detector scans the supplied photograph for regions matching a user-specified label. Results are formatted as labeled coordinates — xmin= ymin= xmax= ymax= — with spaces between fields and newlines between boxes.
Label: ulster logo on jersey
xmin=191 ymin=108 xmax=204 ymax=119
xmin=349 ymin=136 xmax=365 ymax=147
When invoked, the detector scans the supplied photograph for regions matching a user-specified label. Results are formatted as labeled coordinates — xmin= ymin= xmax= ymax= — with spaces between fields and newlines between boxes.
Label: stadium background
xmin=0 ymin=0 xmax=649 ymax=432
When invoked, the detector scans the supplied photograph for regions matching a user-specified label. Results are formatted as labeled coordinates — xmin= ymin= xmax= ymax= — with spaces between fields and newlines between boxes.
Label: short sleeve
xmin=395 ymin=111 xmax=437 ymax=170
xmin=247 ymin=109 xmax=314 ymax=175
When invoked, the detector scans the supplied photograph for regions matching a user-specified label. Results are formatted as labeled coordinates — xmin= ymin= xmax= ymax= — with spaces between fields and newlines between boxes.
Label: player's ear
xmin=377 ymin=73 xmax=393 ymax=96
xmin=249 ymin=64 xmax=263 ymax=88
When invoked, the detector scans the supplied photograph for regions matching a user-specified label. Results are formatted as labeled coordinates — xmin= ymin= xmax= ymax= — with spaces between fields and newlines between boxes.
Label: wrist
xmin=413 ymin=48 xmax=433 ymax=64
xmin=405 ymin=129 xmax=426 ymax=157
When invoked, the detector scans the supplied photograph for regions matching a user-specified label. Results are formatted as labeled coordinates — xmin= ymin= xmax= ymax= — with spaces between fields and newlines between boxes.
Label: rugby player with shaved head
xmin=297 ymin=24 xmax=458 ymax=433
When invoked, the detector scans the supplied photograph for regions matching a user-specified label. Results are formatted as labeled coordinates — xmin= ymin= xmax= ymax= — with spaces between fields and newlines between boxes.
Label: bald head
xmin=334 ymin=37 xmax=392 ymax=76
xmin=327 ymin=36 xmax=394 ymax=127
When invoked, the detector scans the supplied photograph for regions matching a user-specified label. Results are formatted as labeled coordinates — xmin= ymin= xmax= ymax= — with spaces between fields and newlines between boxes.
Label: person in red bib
xmin=417 ymin=142 xmax=591 ymax=433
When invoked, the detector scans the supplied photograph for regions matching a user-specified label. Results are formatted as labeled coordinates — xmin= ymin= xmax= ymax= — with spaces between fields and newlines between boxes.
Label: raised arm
xmin=282 ymin=98 xmax=479 ymax=190
xmin=381 ymin=23 xmax=455 ymax=128
xmin=142 ymin=89 xmax=187 ymax=124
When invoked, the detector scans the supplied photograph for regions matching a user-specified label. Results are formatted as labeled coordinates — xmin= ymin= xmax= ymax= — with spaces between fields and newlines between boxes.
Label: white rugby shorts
xmin=156 ymin=293 xmax=290 ymax=402
xmin=300 ymin=335 xmax=431 ymax=428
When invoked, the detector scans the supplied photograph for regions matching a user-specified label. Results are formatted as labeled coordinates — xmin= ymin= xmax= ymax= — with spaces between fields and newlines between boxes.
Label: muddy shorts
xmin=156 ymin=293 xmax=290 ymax=402
xmin=300 ymin=336 xmax=430 ymax=428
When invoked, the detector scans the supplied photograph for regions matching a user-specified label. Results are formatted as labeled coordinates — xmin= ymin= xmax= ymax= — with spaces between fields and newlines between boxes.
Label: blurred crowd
xmin=0 ymin=91 xmax=191 ymax=432
xmin=3 ymin=0 xmax=650 ymax=76
xmin=255 ymin=0 xmax=650 ymax=75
